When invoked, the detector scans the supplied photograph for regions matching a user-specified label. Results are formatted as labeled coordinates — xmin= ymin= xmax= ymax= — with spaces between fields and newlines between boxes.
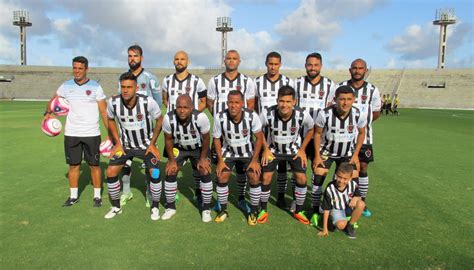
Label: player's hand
xmin=197 ymin=158 xmax=212 ymax=175
xmin=166 ymin=159 xmax=178 ymax=175
xmin=318 ymin=229 xmax=329 ymax=237
xmin=349 ymin=198 xmax=357 ymax=209
xmin=109 ymin=144 xmax=125 ymax=159
xmin=349 ymin=155 xmax=360 ymax=171
xmin=216 ymin=160 xmax=229 ymax=178
xmin=293 ymin=149 xmax=307 ymax=168
xmin=313 ymin=156 xmax=325 ymax=171
xmin=42 ymin=113 xmax=55 ymax=123
xmin=146 ymin=144 xmax=161 ymax=161
xmin=248 ymin=160 xmax=261 ymax=177
xmin=261 ymin=149 xmax=275 ymax=166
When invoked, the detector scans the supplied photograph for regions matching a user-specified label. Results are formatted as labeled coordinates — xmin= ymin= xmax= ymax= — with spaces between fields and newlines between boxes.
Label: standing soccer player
xmin=162 ymin=51 xmax=207 ymax=203
xmin=294 ymin=52 xmax=337 ymax=212
xmin=120 ymin=45 xmax=162 ymax=207
xmin=260 ymin=86 xmax=314 ymax=224
xmin=43 ymin=56 xmax=108 ymax=207
xmin=392 ymin=94 xmax=400 ymax=116
xmin=207 ymin=50 xmax=256 ymax=213
xmin=254 ymin=51 xmax=294 ymax=208
xmin=311 ymin=85 xmax=367 ymax=226
xmin=104 ymin=72 xmax=163 ymax=220
xmin=213 ymin=90 xmax=264 ymax=225
xmin=339 ymin=59 xmax=381 ymax=217
xmin=162 ymin=95 xmax=213 ymax=222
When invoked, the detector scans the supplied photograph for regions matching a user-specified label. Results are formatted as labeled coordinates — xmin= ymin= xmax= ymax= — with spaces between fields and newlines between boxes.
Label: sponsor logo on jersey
xmin=141 ymin=83 xmax=146 ymax=89
xmin=136 ymin=113 xmax=143 ymax=121
xmin=86 ymin=90 xmax=92 ymax=96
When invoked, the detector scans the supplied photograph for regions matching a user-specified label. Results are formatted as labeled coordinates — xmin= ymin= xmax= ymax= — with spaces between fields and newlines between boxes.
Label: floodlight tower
xmin=433 ymin=8 xmax=456 ymax=69
xmin=12 ymin=10 xmax=32 ymax=66
xmin=216 ymin=17 xmax=233 ymax=69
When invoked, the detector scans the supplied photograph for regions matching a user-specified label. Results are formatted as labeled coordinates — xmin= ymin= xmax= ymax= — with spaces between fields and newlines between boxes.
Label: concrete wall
xmin=0 ymin=65 xmax=473 ymax=109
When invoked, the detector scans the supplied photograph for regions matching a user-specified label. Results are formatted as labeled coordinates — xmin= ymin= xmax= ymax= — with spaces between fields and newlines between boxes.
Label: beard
xmin=129 ymin=61 xmax=141 ymax=71
xmin=351 ymin=72 xmax=365 ymax=81
xmin=175 ymin=65 xmax=187 ymax=73
xmin=306 ymin=70 xmax=320 ymax=80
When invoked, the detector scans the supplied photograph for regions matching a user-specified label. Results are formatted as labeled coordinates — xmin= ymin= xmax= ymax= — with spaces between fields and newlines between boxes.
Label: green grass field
xmin=0 ymin=101 xmax=473 ymax=269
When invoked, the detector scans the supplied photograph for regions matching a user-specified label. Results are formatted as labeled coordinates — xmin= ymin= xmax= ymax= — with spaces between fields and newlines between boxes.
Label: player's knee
xmin=357 ymin=200 xmax=366 ymax=210
xmin=359 ymin=163 xmax=369 ymax=173
xmin=69 ymin=164 xmax=80 ymax=172
xmin=198 ymin=167 xmax=208 ymax=176
xmin=106 ymin=167 xmax=118 ymax=177
xmin=294 ymin=173 xmax=307 ymax=185
xmin=313 ymin=174 xmax=325 ymax=186
xmin=149 ymin=168 xmax=160 ymax=182
xmin=335 ymin=220 xmax=347 ymax=230
xmin=315 ymin=167 xmax=328 ymax=176
xmin=106 ymin=176 xmax=118 ymax=183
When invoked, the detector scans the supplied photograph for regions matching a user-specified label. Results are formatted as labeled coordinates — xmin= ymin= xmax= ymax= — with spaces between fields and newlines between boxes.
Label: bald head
xmin=349 ymin=58 xmax=368 ymax=82
xmin=176 ymin=94 xmax=192 ymax=106
xmin=175 ymin=94 xmax=193 ymax=120
xmin=174 ymin=51 xmax=189 ymax=73
xmin=351 ymin=58 xmax=367 ymax=69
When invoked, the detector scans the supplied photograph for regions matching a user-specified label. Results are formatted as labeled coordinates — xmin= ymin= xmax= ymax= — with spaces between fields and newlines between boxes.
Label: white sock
xmin=122 ymin=175 xmax=131 ymax=194
xmin=70 ymin=188 xmax=78 ymax=199
xmin=94 ymin=188 xmax=101 ymax=198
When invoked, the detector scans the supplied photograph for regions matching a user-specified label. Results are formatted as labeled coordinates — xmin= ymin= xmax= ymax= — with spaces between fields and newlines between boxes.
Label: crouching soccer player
xmin=260 ymin=85 xmax=314 ymax=224
xmin=318 ymin=162 xmax=365 ymax=239
xmin=162 ymin=94 xmax=213 ymax=222
xmin=213 ymin=90 xmax=264 ymax=225
xmin=104 ymin=72 xmax=163 ymax=220
xmin=311 ymin=85 xmax=366 ymax=226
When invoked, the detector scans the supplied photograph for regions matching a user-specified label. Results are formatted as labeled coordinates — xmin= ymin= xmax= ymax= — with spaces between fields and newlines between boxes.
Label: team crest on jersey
xmin=185 ymin=86 xmax=191 ymax=93
xmin=86 ymin=90 xmax=92 ymax=96
xmin=365 ymin=148 xmax=372 ymax=157
xmin=242 ymin=129 xmax=249 ymax=136
xmin=318 ymin=89 xmax=325 ymax=97
xmin=136 ymin=113 xmax=143 ymax=121
xmin=290 ymin=126 xmax=297 ymax=134
xmin=236 ymin=85 xmax=241 ymax=91
xmin=361 ymin=95 xmax=368 ymax=102
xmin=190 ymin=128 xmax=196 ymax=135
xmin=141 ymin=83 xmax=146 ymax=89
xmin=347 ymin=124 xmax=354 ymax=133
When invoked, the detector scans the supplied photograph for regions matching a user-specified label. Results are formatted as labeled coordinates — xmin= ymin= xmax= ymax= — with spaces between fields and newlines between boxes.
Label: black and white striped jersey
xmin=162 ymin=73 xmax=207 ymax=112
xmin=315 ymin=105 xmax=367 ymax=158
xmin=207 ymin=73 xmax=255 ymax=116
xmin=254 ymin=74 xmax=294 ymax=113
xmin=260 ymin=105 xmax=313 ymax=155
xmin=107 ymin=94 xmax=162 ymax=150
xmin=162 ymin=109 xmax=211 ymax=151
xmin=213 ymin=109 xmax=262 ymax=159
xmin=294 ymin=76 xmax=336 ymax=120
xmin=321 ymin=180 xmax=360 ymax=210
xmin=338 ymin=80 xmax=381 ymax=145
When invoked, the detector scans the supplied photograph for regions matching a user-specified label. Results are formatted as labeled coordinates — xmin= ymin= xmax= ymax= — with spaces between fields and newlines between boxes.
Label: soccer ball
xmin=99 ymin=139 xmax=113 ymax=157
xmin=49 ymin=96 xmax=70 ymax=116
xmin=41 ymin=118 xmax=62 ymax=137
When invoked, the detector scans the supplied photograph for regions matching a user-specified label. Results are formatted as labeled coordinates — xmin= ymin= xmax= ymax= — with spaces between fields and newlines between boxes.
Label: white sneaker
xmin=104 ymin=207 xmax=122 ymax=219
xmin=202 ymin=210 xmax=212 ymax=223
xmin=161 ymin=208 xmax=177 ymax=220
xmin=150 ymin=207 xmax=160 ymax=221
xmin=289 ymin=200 xmax=296 ymax=213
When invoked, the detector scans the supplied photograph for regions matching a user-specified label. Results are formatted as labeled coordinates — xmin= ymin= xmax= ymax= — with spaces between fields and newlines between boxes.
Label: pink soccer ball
xmin=50 ymin=96 xmax=70 ymax=116
xmin=100 ymin=139 xmax=113 ymax=157
xmin=41 ymin=118 xmax=62 ymax=137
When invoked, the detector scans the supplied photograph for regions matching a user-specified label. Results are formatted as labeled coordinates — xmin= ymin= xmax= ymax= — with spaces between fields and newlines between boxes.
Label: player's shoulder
xmin=323 ymin=105 xmax=335 ymax=114
xmin=322 ymin=76 xmax=336 ymax=84
xmin=337 ymin=80 xmax=350 ymax=87
xmin=142 ymin=69 xmax=158 ymax=78
xmin=295 ymin=76 xmax=306 ymax=82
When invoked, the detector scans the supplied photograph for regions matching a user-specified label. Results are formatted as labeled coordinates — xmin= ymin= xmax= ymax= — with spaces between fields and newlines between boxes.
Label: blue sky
xmin=0 ymin=0 xmax=472 ymax=69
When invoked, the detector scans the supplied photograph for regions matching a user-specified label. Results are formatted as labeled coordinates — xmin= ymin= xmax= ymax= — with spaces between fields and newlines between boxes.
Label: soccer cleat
xmin=238 ymin=199 xmax=251 ymax=214
xmin=202 ymin=210 xmax=212 ymax=223
xmin=104 ymin=207 xmax=122 ymax=219
xmin=247 ymin=212 xmax=258 ymax=226
xmin=212 ymin=201 xmax=222 ymax=212
xmin=145 ymin=190 xmax=151 ymax=208
xmin=257 ymin=210 xmax=268 ymax=224
xmin=345 ymin=223 xmax=357 ymax=239
xmin=289 ymin=200 xmax=296 ymax=213
xmin=362 ymin=207 xmax=372 ymax=217
xmin=150 ymin=207 xmax=160 ymax=221
xmin=161 ymin=208 xmax=177 ymax=220
xmin=214 ymin=210 xmax=229 ymax=223
xmin=293 ymin=211 xmax=310 ymax=225
xmin=175 ymin=193 xmax=180 ymax=203
xmin=93 ymin=197 xmax=102 ymax=208
xmin=310 ymin=213 xmax=319 ymax=228
xmin=62 ymin=197 xmax=79 ymax=207
xmin=276 ymin=198 xmax=287 ymax=209
xmin=346 ymin=216 xmax=359 ymax=229
xmin=120 ymin=192 xmax=134 ymax=206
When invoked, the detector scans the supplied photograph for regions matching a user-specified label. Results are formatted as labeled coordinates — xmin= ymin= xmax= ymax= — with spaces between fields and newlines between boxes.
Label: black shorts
xmin=222 ymin=158 xmax=251 ymax=173
xmin=263 ymin=154 xmax=306 ymax=173
xmin=359 ymin=144 xmax=374 ymax=163
xmin=320 ymin=155 xmax=351 ymax=170
xmin=173 ymin=148 xmax=210 ymax=168
xmin=305 ymin=139 xmax=316 ymax=161
xmin=64 ymin=135 xmax=101 ymax=166
xmin=109 ymin=149 xmax=160 ymax=169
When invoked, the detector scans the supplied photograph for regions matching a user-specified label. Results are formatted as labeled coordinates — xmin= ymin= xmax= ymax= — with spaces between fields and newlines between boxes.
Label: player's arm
xmin=42 ymin=94 xmax=58 ymax=121
xmin=371 ymin=88 xmax=382 ymax=121
xmin=162 ymin=91 xmax=169 ymax=109
xmin=294 ymin=127 xmax=313 ymax=169
xmin=249 ymin=131 xmax=263 ymax=176
xmin=318 ymin=191 xmax=331 ymax=237
xmin=213 ymin=137 xmax=228 ymax=177
xmin=246 ymin=98 xmax=255 ymax=111
xmin=107 ymin=118 xmax=125 ymax=157
xmin=206 ymin=79 xmax=216 ymax=114
xmin=313 ymin=126 xmax=324 ymax=170
xmin=98 ymin=99 xmax=109 ymax=130
xmin=246 ymin=79 xmax=256 ymax=111
xmin=206 ymin=98 xmax=214 ymax=114
xmin=197 ymin=80 xmax=208 ymax=112
xmin=350 ymin=126 xmax=366 ymax=170
xmin=197 ymin=113 xmax=212 ymax=174
xmin=146 ymin=99 xmax=163 ymax=160
xmin=164 ymin=132 xmax=178 ymax=175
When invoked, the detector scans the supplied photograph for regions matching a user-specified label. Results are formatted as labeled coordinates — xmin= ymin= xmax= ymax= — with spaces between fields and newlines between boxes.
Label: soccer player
xmin=43 ymin=56 xmax=108 ymax=207
xmin=339 ymin=58 xmax=381 ymax=217
xmin=385 ymin=94 xmax=392 ymax=115
xmin=311 ymin=85 xmax=366 ymax=226
xmin=213 ymin=90 xmax=264 ymax=225
xmin=120 ymin=45 xmax=162 ymax=207
xmin=381 ymin=94 xmax=387 ymax=114
xmin=254 ymin=51 xmax=294 ymax=208
xmin=104 ymin=72 xmax=163 ymax=220
xmin=260 ymin=86 xmax=314 ymax=224
xmin=162 ymin=51 xmax=207 ymax=203
xmin=207 ymin=50 xmax=256 ymax=213
xmin=162 ymin=95 xmax=213 ymax=222
xmin=294 ymin=52 xmax=337 ymax=212
xmin=318 ymin=162 xmax=365 ymax=239
xmin=392 ymin=94 xmax=400 ymax=116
